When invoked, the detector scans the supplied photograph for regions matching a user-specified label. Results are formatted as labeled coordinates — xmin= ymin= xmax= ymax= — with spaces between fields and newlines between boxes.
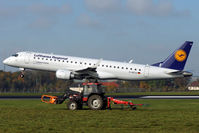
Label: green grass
xmin=0 ymin=99 xmax=199 ymax=133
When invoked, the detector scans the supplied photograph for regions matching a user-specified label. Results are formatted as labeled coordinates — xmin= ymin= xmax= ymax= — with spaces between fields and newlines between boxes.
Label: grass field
xmin=0 ymin=99 xmax=199 ymax=133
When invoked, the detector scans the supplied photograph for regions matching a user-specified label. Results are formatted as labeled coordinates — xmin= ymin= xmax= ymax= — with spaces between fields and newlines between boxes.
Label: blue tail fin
xmin=152 ymin=41 xmax=193 ymax=70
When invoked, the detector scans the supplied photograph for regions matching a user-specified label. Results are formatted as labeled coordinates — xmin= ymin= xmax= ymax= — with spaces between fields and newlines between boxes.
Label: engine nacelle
xmin=56 ymin=69 xmax=74 ymax=80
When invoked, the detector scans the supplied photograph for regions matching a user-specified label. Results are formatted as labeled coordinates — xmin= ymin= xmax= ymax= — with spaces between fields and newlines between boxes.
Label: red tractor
xmin=41 ymin=82 xmax=143 ymax=110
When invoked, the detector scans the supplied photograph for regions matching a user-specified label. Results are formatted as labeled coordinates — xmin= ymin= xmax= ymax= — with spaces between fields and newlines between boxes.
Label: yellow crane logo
xmin=175 ymin=49 xmax=187 ymax=62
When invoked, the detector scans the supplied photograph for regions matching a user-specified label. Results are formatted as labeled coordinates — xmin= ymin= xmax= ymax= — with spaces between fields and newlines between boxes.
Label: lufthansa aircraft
xmin=3 ymin=41 xmax=193 ymax=81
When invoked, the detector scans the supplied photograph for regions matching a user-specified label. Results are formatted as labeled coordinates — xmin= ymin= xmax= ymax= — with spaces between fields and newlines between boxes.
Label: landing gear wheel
xmin=67 ymin=100 xmax=78 ymax=110
xmin=88 ymin=95 xmax=103 ymax=110
xmin=20 ymin=74 xmax=24 ymax=78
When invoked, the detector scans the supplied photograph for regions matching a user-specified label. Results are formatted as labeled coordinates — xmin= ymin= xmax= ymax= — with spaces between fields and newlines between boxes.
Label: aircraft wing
xmin=74 ymin=59 xmax=102 ymax=79
xmin=75 ymin=67 xmax=98 ymax=79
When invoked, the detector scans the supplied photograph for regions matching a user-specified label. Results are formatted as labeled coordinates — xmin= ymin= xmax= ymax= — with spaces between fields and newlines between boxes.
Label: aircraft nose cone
xmin=3 ymin=58 xmax=9 ymax=65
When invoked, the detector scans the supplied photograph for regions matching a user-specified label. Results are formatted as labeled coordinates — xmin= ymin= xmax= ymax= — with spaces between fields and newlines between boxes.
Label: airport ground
xmin=0 ymin=99 xmax=199 ymax=133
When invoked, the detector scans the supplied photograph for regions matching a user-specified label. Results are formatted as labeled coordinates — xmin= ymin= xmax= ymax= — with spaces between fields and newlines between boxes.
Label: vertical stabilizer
xmin=152 ymin=41 xmax=193 ymax=70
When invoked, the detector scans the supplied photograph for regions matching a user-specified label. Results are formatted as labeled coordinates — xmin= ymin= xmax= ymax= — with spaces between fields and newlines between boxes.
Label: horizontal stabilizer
xmin=167 ymin=71 xmax=193 ymax=77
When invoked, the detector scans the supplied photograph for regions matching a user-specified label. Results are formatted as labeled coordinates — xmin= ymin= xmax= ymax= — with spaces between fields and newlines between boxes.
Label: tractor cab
xmin=82 ymin=82 xmax=105 ymax=97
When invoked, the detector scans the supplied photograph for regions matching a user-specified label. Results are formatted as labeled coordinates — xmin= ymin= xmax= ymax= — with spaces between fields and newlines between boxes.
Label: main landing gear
xmin=20 ymin=73 xmax=25 ymax=78
xmin=19 ymin=68 xmax=25 ymax=78
xmin=41 ymin=82 xmax=144 ymax=110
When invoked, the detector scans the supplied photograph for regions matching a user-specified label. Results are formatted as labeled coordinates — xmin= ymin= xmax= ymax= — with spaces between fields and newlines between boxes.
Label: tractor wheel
xmin=88 ymin=95 xmax=103 ymax=110
xmin=67 ymin=100 xmax=78 ymax=110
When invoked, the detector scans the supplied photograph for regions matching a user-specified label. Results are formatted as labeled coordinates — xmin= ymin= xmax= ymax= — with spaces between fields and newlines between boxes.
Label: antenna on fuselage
xmin=128 ymin=59 xmax=133 ymax=63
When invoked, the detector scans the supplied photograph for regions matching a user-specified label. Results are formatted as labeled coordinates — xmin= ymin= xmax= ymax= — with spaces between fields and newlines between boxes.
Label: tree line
xmin=0 ymin=70 xmax=193 ymax=93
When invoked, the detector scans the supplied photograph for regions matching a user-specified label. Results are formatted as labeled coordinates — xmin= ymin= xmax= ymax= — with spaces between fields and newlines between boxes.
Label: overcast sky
xmin=0 ymin=0 xmax=198 ymax=75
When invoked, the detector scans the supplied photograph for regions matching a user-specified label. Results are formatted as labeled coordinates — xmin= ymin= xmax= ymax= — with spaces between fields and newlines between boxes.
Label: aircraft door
xmin=144 ymin=65 xmax=150 ymax=77
xmin=24 ymin=53 xmax=30 ymax=64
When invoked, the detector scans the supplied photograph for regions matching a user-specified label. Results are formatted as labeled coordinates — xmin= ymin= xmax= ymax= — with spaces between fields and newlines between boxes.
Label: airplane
xmin=3 ymin=41 xmax=193 ymax=81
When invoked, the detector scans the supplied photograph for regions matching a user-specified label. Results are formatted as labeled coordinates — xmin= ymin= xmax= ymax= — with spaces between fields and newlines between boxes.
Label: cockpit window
xmin=12 ymin=54 xmax=19 ymax=57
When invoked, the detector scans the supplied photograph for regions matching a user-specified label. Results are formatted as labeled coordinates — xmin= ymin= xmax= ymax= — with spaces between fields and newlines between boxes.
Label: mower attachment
xmin=41 ymin=95 xmax=58 ymax=104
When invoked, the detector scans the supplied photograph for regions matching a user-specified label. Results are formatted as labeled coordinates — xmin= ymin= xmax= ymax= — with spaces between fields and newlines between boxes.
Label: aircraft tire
xmin=88 ymin=95 xmax=103 ymax=110
xmin=20 ymin=74 xmax=24 ymax=78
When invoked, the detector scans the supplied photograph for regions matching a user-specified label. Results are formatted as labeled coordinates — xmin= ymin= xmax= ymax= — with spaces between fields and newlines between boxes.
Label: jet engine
xmin=56 ymin=69 xmax=74 ymax=80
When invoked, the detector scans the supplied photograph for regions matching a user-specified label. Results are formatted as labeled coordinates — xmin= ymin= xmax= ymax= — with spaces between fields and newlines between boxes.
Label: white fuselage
xmin=3 ymin=51 xmax=183 ymax=80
